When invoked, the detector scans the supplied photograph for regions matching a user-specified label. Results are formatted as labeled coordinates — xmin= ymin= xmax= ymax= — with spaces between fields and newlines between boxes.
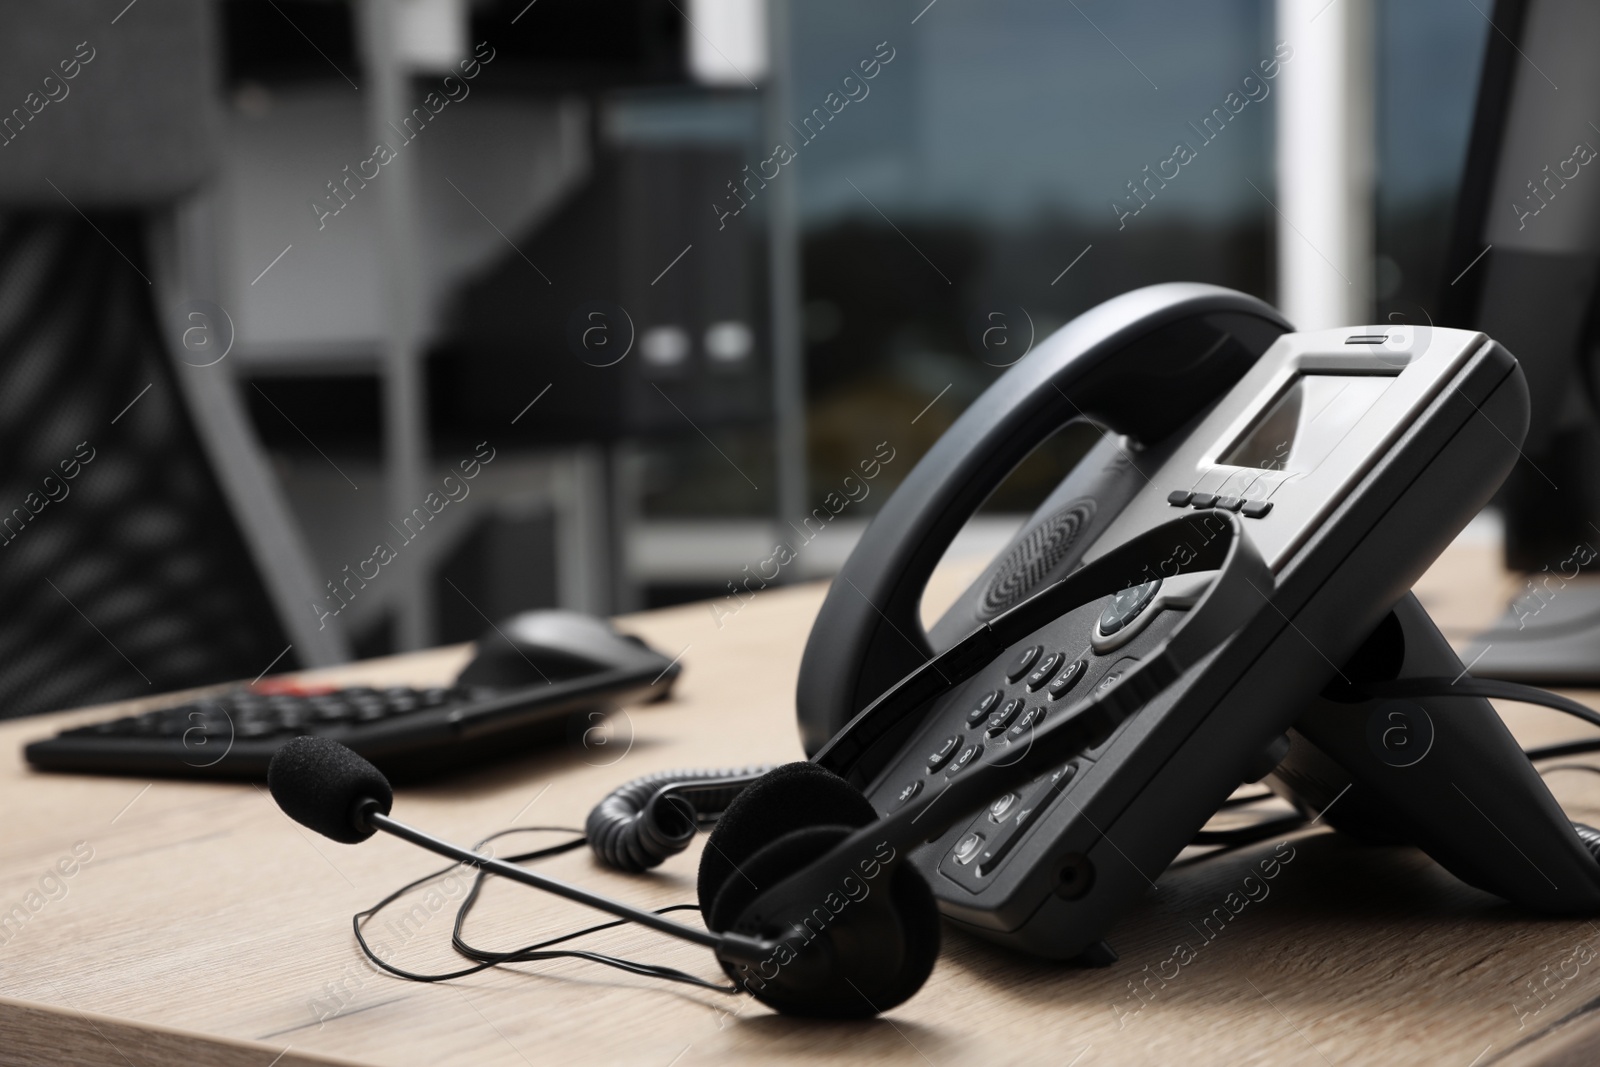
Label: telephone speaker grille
xmin=979 ymin=499 xmax=1096 ymax=619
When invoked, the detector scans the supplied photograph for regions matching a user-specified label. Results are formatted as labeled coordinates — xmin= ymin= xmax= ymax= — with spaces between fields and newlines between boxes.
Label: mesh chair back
xmin=0 ymin=211 xmax=295 ymax=718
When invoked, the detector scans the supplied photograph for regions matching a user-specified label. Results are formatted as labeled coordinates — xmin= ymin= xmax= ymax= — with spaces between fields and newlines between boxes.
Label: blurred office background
xmin=0 ymin=0 xmax=1492 ymax=701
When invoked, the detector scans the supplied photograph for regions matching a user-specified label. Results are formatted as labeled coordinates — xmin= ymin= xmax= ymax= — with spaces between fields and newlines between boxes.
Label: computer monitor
xmin=1446 ymin=0 xmax=1600 ymax=682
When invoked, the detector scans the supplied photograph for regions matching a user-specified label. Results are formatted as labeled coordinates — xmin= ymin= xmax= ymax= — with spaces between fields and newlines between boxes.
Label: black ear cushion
xmin=696 ymin=761 xmax=876 ymax=922
xmin=706 ymin=823 xmax=848 ymax=935
xmin=708 ymin=824 xmax=943 ymax=1017
xmin=873 ymin=852 xmax=942 ymax=1013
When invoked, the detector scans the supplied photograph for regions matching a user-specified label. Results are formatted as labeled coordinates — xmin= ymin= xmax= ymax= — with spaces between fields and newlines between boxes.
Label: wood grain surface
xmin=3 ymin=543 xmax=1600 ymax=1066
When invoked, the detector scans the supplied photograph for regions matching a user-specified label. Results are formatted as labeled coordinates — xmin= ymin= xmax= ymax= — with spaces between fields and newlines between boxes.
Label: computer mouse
xmin=455 ymin=610 xmax=681 ymax=691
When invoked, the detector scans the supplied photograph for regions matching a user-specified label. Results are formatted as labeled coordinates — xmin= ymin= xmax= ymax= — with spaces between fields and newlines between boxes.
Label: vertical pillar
xmin=357 ymin=0 xmax=431 ymax=648
xmin=1275 ymin=0 xmax=1375 ymax=329
xmin=765 ymin=0 xmax=808 ymax=570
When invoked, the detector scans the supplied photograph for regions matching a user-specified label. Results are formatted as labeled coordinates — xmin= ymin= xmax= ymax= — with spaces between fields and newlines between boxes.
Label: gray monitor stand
xmin=1462 ymin=577 xmax=1600 ymax=685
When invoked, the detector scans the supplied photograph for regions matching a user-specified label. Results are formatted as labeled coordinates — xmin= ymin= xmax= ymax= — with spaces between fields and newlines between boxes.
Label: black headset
xmin=269 ymin=513 xmax=1269 ymax=1018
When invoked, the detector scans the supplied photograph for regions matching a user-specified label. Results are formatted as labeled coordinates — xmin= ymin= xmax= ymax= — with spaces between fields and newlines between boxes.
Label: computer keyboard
xmin=24 ymin=664 xmax=671 ymax=779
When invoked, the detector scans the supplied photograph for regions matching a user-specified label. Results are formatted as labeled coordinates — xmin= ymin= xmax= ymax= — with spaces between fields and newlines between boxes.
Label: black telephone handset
xmin=795 ymin=281 xmax=1600 ymax=962
xmin=797 ymin=283 xmax=1291 ymax=752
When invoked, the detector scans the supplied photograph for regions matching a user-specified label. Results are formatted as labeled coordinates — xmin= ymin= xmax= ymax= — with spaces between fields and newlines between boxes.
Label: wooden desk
xmin=4 ymin=543 xmax=1600 ymax=1067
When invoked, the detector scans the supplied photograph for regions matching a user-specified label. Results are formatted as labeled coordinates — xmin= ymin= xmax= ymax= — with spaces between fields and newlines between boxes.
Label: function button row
xmin=972 ymin=760 xmax=1082 ymax=877
xmin=1166 ymin=490 xmax=1272 ymax=518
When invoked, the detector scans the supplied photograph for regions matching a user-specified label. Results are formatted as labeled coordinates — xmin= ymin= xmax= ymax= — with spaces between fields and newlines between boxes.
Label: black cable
xmin=1191 ymin=811 xmax=1308 ymax=847
xmin=1192 ymin=787 xmax=1309 ymax=846
xmin=1356 ymin=676 xmax=1600 ymax=728
xmin=359 ymin=674 xmax=1600 ymax=991
xmin=1353 ymin=675 xmax=1600 ymax=767
xmin=446 ymin=831 xmax=736 ymax=993
xmin=1528 ymin=738 xmax=1600 ymax=761
xmin=586 ymin=765 xmax=774 ymax=872
xmin=1538 ymin=763 xmax=1600 ymax=780
xmin=1201 ymin=676 xmax=1600 ymax=845
xmin=352 ymin=826 xmax=737 ymax=994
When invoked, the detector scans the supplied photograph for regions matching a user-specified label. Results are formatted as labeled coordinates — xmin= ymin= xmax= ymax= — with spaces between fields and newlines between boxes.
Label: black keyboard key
xmin=928 ymin=734 xmax=962 ymax=772
xmin=947 ymin=742 xmax=981 ymax=776
xmin=1047 ymin=659 xmax=1087 ymax=700
xmin=278 ymin=706 xmax=312 ymax=729
xmin=1005 ymin=645 xmax=1043 ymax=682
xmin=985 ymin=698 xmax=1024 ymax=737
xmin=965 ymin=689 xmax=1004 ymax=728
xmin=1007 ymin=705 xmax=1045 ymax=740
xmin=1024 ymin=651 xmax=1064 ymax=691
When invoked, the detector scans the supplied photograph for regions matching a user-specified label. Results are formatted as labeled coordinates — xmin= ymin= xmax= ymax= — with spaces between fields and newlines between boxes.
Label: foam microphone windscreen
xmin=267 ymin=737 xmax=393 ymax=844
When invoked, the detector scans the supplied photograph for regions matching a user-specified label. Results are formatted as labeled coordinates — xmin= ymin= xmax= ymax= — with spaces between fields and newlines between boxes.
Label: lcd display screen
xmin=1220 ymin=374 xmax=1394 ymax=474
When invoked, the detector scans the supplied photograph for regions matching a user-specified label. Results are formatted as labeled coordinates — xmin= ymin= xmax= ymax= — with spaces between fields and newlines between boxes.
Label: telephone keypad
xmin=891 ymin=591 xmax=1181 ymax=893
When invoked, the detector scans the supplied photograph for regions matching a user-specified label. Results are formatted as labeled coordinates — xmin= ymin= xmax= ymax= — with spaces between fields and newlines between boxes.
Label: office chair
xmin=0 ymin=211 xmax=350 ymax=718
xmin=0 ymin=2 xmax=354 ymax=719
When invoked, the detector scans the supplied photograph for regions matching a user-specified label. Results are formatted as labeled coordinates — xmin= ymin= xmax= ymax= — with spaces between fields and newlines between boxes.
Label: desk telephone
xmin=273 ymin=283 xmax=1600 ymax=1017
xmin=795 ymin=282 xmax=1600 ymax=963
